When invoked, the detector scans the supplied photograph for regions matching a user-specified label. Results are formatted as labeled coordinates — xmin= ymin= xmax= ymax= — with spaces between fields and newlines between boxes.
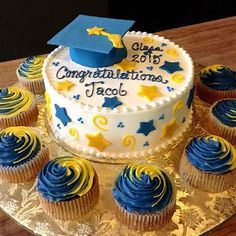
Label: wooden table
xmin=0 ymin=16 xmax=236 ymax=236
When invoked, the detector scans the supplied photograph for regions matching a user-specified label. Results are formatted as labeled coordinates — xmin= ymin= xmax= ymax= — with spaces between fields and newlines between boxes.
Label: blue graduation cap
xmin=48 ymin=15 xmax=135 ymax=68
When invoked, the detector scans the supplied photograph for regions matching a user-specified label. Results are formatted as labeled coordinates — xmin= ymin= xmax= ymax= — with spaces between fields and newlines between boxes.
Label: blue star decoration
xmin=54 ymin=104 xmax=71 ymax=126
xmin=159 ymin=61 xmax=183 ymax=74
xmin=136 ymin=120 xmax=156 ymax=136
xmin=186 ymin=86 xmax=195 ymax=109
xmin=102 ymin=96 xmax=123 ymax=110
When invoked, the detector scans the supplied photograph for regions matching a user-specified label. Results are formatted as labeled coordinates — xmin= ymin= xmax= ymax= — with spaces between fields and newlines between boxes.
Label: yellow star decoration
xmin=114 ymin=59 xmax=136 ymax=71
xmin=137 ymin=85 xmax=162 ymax=101
xmin=161 ymin=119 xmax=179 ymax=139
xmin=86 ymin=132 xmax=111 ymax=152
xmin=44 ymin=92 xmax=52 ymax=120
xmin=54 ymin=80 xmax=75 ymax=91
xmin=87 ymin=27 xmax=104 ymax=35
xmin=173 ymin=100 xmax=184 ymax=114
xmin=170 ymin=74 xmax=185 ymax=83
xmin=166 ymin=49 xmax=179 ymax=57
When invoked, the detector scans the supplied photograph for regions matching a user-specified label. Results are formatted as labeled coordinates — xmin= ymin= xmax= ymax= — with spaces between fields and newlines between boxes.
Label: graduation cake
xmin=43 ymin=15 xmax=194 ymax=159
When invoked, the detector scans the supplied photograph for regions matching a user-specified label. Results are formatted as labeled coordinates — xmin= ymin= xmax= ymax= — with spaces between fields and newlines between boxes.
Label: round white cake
xmin=43 ymin=31 xmax=194 ymax=159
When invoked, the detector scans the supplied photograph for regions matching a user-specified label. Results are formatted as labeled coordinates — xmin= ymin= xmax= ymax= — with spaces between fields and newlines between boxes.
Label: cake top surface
xmin=43 ymin=16 xmax=193 ymax=112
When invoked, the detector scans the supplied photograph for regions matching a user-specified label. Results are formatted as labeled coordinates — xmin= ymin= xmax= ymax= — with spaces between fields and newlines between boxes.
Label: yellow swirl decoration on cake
xmin=170 ymin=74 xmax=185 ymax=83
xmin=143 ymin=36 xmax=154 ymax=43
xmin=69 ymin=127 xmax=79 ymax=140
xmin=166 ymin=49 xmax=179 ymax=57
xmin=93 ymin=115 xmax=109 ymax=131
xmin=17 ymin=56 xmax=44 ymax=80
xmin=37 ymin=156 xmax=95 ymax=201
xmin=0 ymin=126 xmax=42 ymax=167
xmin=173 ymin=100 xmax=184 ymax=114
xmin=0 ymin=87 xmax=33 ymax=118
xmin=122 ymin=134 xmax=136 ymax=151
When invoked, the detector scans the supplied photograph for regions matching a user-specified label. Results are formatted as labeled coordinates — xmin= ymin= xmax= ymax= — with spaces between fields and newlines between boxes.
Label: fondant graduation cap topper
xmin=48 ymin=15 xmax=135 ymax=68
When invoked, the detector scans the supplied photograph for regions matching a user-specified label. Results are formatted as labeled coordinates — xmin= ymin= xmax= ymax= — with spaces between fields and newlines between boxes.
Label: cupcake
xmin=180 ymin=135 xmax=236 ymax=192
xmin=0 ymin=87 xmax=38 ymax=129
xmin=208 ymin=99 xmax=236 ymax=144
xmin=16 ymin=56 xmax=45 ymax=94
xmin=0 ymin=126 xmax=49 ymax=182
xmin=37 ymin=156 xmax=99 ymax=220
xmin=197 ymin=65 xmax=236 ymax=104
xmin=112 ymin=163 xmax=175 ymax=231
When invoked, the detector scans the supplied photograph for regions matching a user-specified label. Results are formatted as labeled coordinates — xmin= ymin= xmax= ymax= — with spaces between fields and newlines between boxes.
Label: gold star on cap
xmin=86 ymin=132 xmax=111 ymax=152
xmin=87 ymin=27 xmax=104 ymax=35
xmin=54 ymin=80 xmax=75 ymax=91
xmin=161 ymin=119 xmax=178 ymax=139
xmin=137 ymin=85 xmax=162 ymax=101
xmin=114 ymin=59 xmax=136 ymax=71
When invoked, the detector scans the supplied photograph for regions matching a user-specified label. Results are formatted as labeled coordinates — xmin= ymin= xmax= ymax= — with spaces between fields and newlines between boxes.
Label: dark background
xmin=0 ymin=0 xmax=235 ymax=62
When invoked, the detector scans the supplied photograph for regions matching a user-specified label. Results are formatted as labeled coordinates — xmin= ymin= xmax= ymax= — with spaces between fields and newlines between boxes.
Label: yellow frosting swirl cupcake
xmin=16 ymin=56 xmax=45 ymax=94
xmin=0 ymin=87 xmax=38 ymax=129
xmin=37 ymin=156 xmax=99 ymax=219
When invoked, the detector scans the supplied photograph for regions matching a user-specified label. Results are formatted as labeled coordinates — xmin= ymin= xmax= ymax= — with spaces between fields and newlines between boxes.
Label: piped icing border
xmin=42 ymin=31 xmax=194 ymax=114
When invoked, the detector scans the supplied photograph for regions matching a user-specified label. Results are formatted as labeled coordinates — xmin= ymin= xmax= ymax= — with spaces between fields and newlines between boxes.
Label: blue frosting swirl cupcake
xmin=212 ymin=99 xmax=236 ymax=128
xmin=208 ymin=99 xmax=236 ymax=145
xmin=180 ymin=135 xmax=236 ymax=192
xmin=0 ymin=126 xmax=49 ymax=182
xmin=0 ymin=126 xmax=41 ymax=167
xmin=112 ymin=163 xmax=175 ymax=230
xmin=16 ymin=56 xmax=45 ymax=94
xmin=200 ymin=65 xmax=236 ymax=90
xmin=186 ymin=135 xmax=236 ymax=174
xmin=37 ymin=156 xmax=99 ymax=219
xmin=198 ymin=65 xmax=236 ymax=104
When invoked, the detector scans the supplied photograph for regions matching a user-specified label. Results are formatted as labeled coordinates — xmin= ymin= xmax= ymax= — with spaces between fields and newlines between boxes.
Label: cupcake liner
xmin=0 ymin=97 xmax=39 ymax=129
xmin=18 ymin=76 xmax=45 ymax=94
xmin=180 ymin=150 xmax=236 ymax=192
xmin=114 ymin=196 xmax=176 ymax=231
xmin=0 ymin=144 xmax=49 ymax=183
xmin=38 ymin=173 xmax=99 ymax=220
xmin=207 ymin=104 xmax=236 ymax=145
xmin=197 ymin=79 xmax=236 ymax=104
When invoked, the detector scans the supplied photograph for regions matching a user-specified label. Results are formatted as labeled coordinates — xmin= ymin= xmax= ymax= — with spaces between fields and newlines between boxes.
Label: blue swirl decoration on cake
xmin=112 ymin=163 xmax=173 ymax=213
xmin=0 ymin=87 xmax=33 ymax=117
xmin=186 ymin=135 xmax=236 ymax=174
xmin=17 ymin=56 xmax=45 ymax=80
xmin=200 ymin=65 xmax=236 ymax=90
xmin=212 ymin=99 xmax=236 ymax=127
xmin=37 ymin=156 xmax=95 ymax=202
xmin=0 ymin=126 xmax=42 ymax=167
